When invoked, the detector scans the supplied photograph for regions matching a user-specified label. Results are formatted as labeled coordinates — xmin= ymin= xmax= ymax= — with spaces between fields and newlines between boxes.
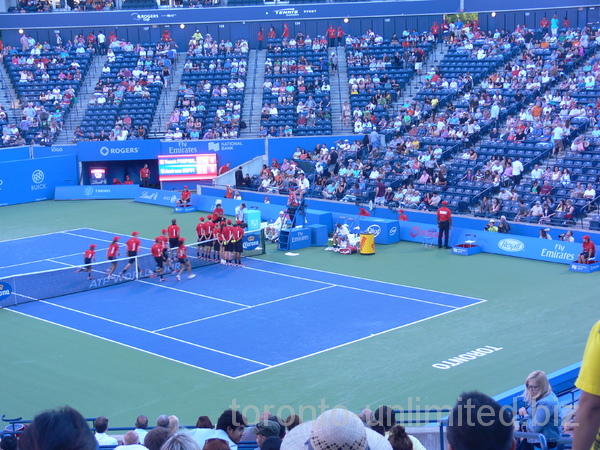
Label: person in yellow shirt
xmin=573 ymin=320 xmax=600 ymax=450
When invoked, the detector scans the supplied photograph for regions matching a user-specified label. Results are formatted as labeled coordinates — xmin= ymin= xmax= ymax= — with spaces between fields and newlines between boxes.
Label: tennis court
xmin=1 ymin=228 xmax=484 ymax=378
xmin=1 ymin=200 xmax=597 ymax=425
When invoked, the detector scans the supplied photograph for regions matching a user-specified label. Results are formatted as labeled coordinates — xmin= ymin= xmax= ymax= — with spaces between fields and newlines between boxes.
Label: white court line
xmin=37 ymin=300 xmax=271 ymax=367
xmin=245 ymin=266 xmax=460 ymax=309
xmin=136 ymin=279 xmax=250 ymax=307
xmin=247 ymin=258 xmax=488 ymax=303
xmin=0 ymin=228 xmax=88 ymax=244
xmin=4 ymin=308 xmax=239 ymax=379
xmin=153 ymin=285 xmax=336 ymax=332
xmin=0 ymin=254 xmax=82 ymax=270
xmin=232 ymin=299 xmax=486 ymax=380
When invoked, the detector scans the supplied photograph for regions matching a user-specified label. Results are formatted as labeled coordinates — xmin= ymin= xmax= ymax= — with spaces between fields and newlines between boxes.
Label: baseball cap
xmin=161 ymin=229 xmax=167 ymax=234
xmin=583 ymin=235 xmax=590 ymax=239
xmin=179 ymin=238 xmax=186 ymax=243
xmin=207 ymin=215 xmax=212 ymax=220
xmin=398 ymin=209 xmax=404 ymax=213
xmin=200 ymin=217 xmax=205 ymax=221
xmin=113 ymin=236 xmax=120 ymax=241
xmin=490 ymin=219 xmax=495 ymax=223
xmin=184 ymin=185 xmax=188 ymax=189
xmin=250 ymin=421 xmax=281 ymax=438
xmin=132 ymin=231 xmax=140 ymax=236
xmin=279 ymin=211 xmax=284 ymax=215
xmin=227 ymin=219 xmax=232 ymax=224
xmin=90 ymin=244 xmax=97 ymax=248
xmin=442 ymin=200 xmax=448 ymax=205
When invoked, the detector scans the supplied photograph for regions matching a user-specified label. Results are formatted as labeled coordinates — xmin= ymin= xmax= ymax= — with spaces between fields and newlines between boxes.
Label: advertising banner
xmin=0 ymin=155 xmax=77 ymax=206
xmin=55 ymin=184 xmax=139 ymax=200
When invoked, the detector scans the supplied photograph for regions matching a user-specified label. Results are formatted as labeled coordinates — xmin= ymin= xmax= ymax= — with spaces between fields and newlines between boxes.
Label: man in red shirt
xmin=578 ymin=235 xmax=596 ymax=264
xmin=430 ymin=21 xmax=440 ymax=42
xmin=176 ymin=238 xmax=195 ymax=281
xmin=120 ymin=231 xmax=141 ymax=278
xmin=123 ymin=175 xmax=134 ymax=185
xmin=177 ymin=186 xmax=191 ymax=206
xmin=113 ymin=178 xmax=122 ymax=185
xmin=337 ymin=27 xmax=344 ymax=46
xmin=140 ymin=164 xmax=150 ymax=188
xmin=398 ymin=209 xmax=408 ymax=221
xmin=196 ymin=216 xmax=206 ymax=257
xmin=436 ymin=200 xmax=452 ymax=249
xmin=151 ymin=238 xmax=167 ymax=282
xmin=257 ymin=27 xmax=264 ymax=50
xmin=168 ymin=219 xmax=181 ymax=259
xmin=282 ymin=23 xmax=290 ymax=39
xmin=76 ymin=244 xmax=97 ymax=280
xmin=232 ymin=220 xmax=245 ymax=267
xmin=327 ymin=25 xmax=336 ymax=47
xmin=213 ymin=201 xmax=225 ymax=223
xmin=540 ymin=17 xmax=550 ymax=36
xmin=219 ymin=162 xmax=231 ymax=175
xmin=106 ymin=236 xmax=121 ymax=279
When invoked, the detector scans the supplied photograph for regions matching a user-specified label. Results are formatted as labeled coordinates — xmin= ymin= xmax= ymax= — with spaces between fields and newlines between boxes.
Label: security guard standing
xmin=437 ymin=200 xmax=452 ymax=249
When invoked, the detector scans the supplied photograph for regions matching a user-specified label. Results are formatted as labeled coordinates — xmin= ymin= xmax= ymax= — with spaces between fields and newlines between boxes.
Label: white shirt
xmin=96 ymin=433 xmax=118 ymax=446
xmin=298 ymin=177 xmax=310 ymax=190
xmin=531 ymin=167 xmax=543 ymax=179
xmin=512 ymin=159 xmax=524 ymax=176
xmin=114 ymin=445 xmax=147 ymax=450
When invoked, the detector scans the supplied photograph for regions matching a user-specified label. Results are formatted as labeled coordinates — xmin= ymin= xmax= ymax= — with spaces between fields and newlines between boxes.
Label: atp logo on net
xmin=31 ymin=169 xmax=46 ymax=191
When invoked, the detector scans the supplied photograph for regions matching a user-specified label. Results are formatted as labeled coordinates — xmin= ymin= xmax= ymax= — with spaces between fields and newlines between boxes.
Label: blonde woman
xmin=517 ymin=370 xmax=562 ymax=449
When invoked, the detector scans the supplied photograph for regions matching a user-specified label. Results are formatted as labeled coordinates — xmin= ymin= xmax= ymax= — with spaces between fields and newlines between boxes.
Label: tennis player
xmin=176 ymin=238 xmax=196 ymax=281
xmin=120 ymin=231 xmax=141 ymax=278
xmin=168 ymin=219 xmax=180 ymax=259
xmin=232 ymin=221 xmax=245 ymax=267
xmin=196 ymin=217 xmax=205 ymax=257
xmin=106 ymin=237 xmax=121 ymax=279
xmin=75 ymin=244 xmax=97 ymax=280
xmin=151 ymin=238 xmax=167 ymax=282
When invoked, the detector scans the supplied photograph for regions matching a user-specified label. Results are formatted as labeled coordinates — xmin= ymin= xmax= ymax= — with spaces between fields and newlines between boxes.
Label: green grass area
xmin=0 ymin=200 xmax=595 ymax=426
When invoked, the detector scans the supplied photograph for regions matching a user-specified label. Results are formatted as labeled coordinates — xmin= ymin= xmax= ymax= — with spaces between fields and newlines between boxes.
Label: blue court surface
xmin=1 ymin=228 xmax=486 ymax=379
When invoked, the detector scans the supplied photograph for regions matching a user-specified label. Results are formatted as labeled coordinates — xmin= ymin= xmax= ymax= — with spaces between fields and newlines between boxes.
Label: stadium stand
xmin=2 ymin=41 xmax=93 ymax=146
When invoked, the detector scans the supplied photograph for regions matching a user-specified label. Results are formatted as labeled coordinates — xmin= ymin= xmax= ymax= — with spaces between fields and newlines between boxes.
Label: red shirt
xmin=540 ymin=19 xmax=550 ymax=27
xmin=140 ymin=167 xmax=150 ymax=178
xmin=158 ymin=235 xmax=168 ymax=247
xmin=222 ymin=226 xmax=234 ymax=242
xmin=84 ymin=249 xmax=96 ymax=260
xmin=399 ymin=214 xmax=408 ymax=222
xmin=282 ymin=24 xmax=289 ymax=38
xmin=337 ymin=28 xmax=344 ymax=38
xmin=196 ymin=222 xmax=205 ymax=238
xmin=213 ymin=206 xmax=224 ymax=220
xmin=268 ymin=29 xmax=276 ymax=38
xmin=219 ymin=166 xmax=230 ymax=175
xmin=107 ymin=242 xmax=119 ymax=258
xmin=258 ymin=30 xmax=264 ymax=41
xmin=126 ymin=237 xmax=141 ymax=253
xmin=205 ymin=221 xmax=215 ymax=238
xmin=583 ymin=241 xmax=596 ymax=256
xmin=232 ymin=225 xmax=244 ymax=242
xmin=431 ymin=24 xmax=440 ymax=34
xmin=168 ymin=224 xmax=180 ymax=239
xmin=177 ymin=244 xmax=187 ymax=259
xmin=124 ymin=179 xmax=133 ymax=185
xmin=181 ymin=190 xmax=191 ymax=201
xmin=437 ymin=206 xmax=452 ymax=222
xmin=327 ymin=27 xmax=336 ymax=38
xmin=151 ymin=243 xmax=163 ymax=257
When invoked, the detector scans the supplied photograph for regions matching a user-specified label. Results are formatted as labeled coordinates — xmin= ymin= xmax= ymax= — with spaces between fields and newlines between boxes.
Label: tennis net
xmin=0 ymin=230 xmax=265 ymax=308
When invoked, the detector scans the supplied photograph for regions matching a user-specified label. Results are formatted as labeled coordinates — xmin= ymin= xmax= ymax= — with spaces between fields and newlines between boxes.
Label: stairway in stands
xmin=240 ymin=49 xmax=265 ymax=138
xmin=149 ymin=54 xmax=186 ymax=137
xmin=330 ymin=46 xmax=350 ymax=135
xmin=54 ymin=54 xmax=107 ymax=145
